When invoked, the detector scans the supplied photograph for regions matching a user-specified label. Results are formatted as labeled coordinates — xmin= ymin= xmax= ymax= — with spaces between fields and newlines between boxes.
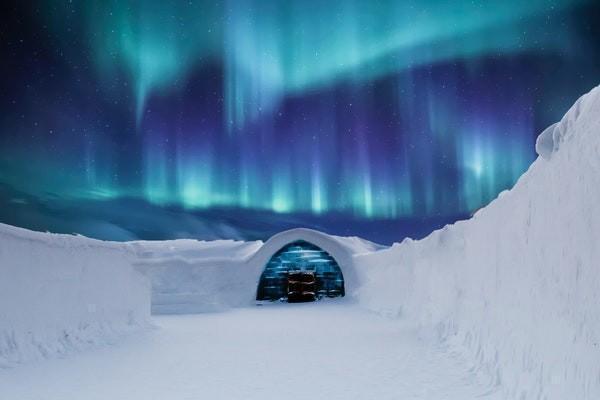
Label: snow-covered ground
xmin=0 ymin=302 xmax=502 ymax=400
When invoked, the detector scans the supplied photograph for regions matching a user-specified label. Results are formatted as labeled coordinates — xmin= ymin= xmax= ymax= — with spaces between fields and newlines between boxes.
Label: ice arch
xmin=247 ymin=228 xmax=367 ymax=301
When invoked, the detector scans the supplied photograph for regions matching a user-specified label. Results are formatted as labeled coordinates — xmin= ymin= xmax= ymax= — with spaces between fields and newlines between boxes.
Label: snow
xmin=0 ymin=303 xmax=503 ymax=400
xmin=132 ymin=236 xmax=262 ymax=314
xmin=534 ymin=122 xmax=559 ymax=160
xmin=0 ymin=223 xmax=150 ymax=368
xmin=535 ymin=87 xmax=593 ymax=160
xmin=132 ymin=238 xmax=263 ymax=314
xmin=356 ymin=85 xmax=600 ymax=399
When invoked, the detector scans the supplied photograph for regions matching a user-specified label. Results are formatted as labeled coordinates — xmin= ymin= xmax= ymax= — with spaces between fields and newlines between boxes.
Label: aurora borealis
xmin=1 ymin=0 xmax=599 ymax=243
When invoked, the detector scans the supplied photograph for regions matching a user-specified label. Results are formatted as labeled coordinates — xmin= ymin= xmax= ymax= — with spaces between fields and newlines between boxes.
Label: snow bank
xmin=0 ymin=224 xmax=150 ymax=367
xmin=356 ymin=85 xmax=600 ymax=399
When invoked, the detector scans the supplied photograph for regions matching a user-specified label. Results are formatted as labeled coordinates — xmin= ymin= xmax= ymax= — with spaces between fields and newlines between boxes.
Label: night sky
xmin=0 ymin=0 xmax=599 ymax=244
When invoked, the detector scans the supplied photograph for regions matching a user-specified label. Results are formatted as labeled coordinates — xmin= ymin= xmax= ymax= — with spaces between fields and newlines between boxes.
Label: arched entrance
xmin=256 ymin=240 xmax=345 ymax=302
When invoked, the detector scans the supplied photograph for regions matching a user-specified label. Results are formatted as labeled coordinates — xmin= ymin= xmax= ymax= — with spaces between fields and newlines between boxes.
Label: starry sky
xmin=0 ymin=0 xmax=599 ymax=244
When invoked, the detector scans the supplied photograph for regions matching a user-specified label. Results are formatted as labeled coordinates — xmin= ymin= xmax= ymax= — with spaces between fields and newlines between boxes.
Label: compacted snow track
xmin=0 ymin=302 xmax=500 ymax=400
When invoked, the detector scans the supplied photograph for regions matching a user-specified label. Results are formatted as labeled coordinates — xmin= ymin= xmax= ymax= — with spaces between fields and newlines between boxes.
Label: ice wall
xmin=356 ymin=85 xmax=600 ymax=399
xmin=0 ymin=224 xmax=150 ymax=367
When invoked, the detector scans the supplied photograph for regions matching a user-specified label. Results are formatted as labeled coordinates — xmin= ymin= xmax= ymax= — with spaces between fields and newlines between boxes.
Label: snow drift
xmin=356 ymin=86 xmax=600 ymax=399
xmin=0 ymin=224 xmax=150 ymax=367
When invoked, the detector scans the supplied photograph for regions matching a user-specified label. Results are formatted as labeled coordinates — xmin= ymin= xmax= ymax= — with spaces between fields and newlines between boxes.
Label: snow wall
xmin=356 ymin=86 xmax=600 ymax=399
xmin=0 ymin=224 xmax=150 ymax=367
xmin=132 ymin=239 xmax=264 ymax=314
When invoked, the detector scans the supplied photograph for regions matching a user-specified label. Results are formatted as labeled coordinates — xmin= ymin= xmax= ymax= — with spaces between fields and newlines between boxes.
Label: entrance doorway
xmin=256 ymin=240 xmax=345 ymax=302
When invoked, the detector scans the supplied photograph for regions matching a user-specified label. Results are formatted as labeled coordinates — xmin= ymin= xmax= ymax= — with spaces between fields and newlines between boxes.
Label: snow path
xmin=0 ymin=303 xmax=501 ymax=400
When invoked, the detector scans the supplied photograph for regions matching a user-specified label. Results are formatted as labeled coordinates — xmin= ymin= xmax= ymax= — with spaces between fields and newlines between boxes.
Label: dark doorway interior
xmin=256 ymin=240 xmax=345 ymax=302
